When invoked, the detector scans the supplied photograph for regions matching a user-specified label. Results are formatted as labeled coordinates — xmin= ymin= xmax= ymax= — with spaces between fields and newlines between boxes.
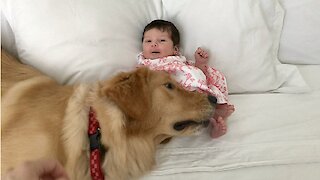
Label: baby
xmin=138 ymin=19 xmax=235 ymax=138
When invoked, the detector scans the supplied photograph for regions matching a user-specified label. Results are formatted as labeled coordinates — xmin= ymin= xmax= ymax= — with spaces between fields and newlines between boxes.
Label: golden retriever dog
xmin=1 ymin=49 xmax=217 ymax=180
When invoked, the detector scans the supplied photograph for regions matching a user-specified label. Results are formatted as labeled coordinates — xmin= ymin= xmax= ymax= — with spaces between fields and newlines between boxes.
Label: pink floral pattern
xmin=137 ymin=53 xmax=229 ymax=104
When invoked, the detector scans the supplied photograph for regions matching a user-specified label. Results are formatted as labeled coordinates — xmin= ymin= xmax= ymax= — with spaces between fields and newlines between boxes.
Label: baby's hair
xmin=142 ymin=19 xmax=180 ymax=48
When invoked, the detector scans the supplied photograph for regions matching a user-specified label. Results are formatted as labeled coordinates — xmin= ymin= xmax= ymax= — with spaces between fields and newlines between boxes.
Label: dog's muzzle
xmin=208 ymin=95 xmax=217 ymax=106
xmin=202 ymin=120 xmax=210 ymax=127
xmin=174 ymin=120 xmax=210 ymax=131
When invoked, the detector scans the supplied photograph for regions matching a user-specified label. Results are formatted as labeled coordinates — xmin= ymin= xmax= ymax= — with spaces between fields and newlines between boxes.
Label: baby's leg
xmin=214 ymin=103 xmax=235 ymax=120
xmin=210 ymin=117 xmax=227 ymax=138
xmin=210 ymin=104 xmax=234 ymax=138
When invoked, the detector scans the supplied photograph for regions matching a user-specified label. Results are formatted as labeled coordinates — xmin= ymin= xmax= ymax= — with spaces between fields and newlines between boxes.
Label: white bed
xmin=2 ymin=0 xmax=320 ymax=179
xmin=142 ymin=64 xmax=320 ymax=179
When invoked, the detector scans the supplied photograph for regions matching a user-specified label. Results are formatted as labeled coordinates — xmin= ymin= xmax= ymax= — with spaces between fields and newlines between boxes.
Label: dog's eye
xmin=164 ymin=83 xmax=174 ymax=90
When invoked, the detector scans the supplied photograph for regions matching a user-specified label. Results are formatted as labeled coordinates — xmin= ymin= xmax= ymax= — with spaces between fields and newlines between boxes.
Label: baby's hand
xmin=195 ymin=47 xmax=209 ymax=70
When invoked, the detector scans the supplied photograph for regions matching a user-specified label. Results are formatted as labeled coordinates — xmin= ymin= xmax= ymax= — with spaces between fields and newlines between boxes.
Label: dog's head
xmin=100 ymin=67 xmax=216 ymax=143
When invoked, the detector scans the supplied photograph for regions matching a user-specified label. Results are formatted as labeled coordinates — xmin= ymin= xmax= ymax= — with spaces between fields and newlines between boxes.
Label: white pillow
xmin=2 ymin=0 xmax=162 ymax=84
xmin=2 ymin=0 xmax=309 ymax=93
xmin=1 ymin=11 xmax=19 ymax=58
xmin=162 ymin=0 xmax=309 ymax=93
xmin=278 ymin=0 xmax=320 ymax=65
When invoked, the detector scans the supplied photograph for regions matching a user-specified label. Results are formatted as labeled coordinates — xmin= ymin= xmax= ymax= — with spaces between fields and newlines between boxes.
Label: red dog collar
xmin=88 ymin=107 xmax=105 ymax=180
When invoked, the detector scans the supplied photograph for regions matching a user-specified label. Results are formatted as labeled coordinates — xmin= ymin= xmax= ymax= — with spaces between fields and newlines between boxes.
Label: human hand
xmin=4 ymin=158 xmax=69 ymax=180
xmin=194 ymin=47 xmax=209 ymax=70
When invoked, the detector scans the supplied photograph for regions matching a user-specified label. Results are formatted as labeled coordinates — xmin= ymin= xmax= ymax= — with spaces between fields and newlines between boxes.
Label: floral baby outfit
xmin=137 ymin=53 xmax=229 ymax=104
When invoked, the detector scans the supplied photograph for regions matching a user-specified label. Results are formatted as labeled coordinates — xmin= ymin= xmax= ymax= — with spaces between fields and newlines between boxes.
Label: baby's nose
xmin=151 ymin=42 xmax=158 ymax=47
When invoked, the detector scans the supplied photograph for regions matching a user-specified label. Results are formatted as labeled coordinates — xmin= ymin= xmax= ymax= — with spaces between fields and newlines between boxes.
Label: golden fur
xmin=1 ymin=49 xmax=215 ymax=180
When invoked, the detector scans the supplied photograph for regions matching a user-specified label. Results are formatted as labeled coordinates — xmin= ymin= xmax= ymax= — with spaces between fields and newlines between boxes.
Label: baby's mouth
xmin=152 ymin=51 xmax=160 ymax=54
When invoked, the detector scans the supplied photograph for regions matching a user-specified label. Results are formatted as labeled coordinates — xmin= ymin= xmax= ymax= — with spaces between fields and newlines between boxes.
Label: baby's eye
xmin=160 ymin=39 xmax=166 ymax=42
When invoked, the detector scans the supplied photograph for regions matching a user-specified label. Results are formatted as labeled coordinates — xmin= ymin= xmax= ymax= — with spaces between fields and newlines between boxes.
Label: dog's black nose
xmin=208 ymin=95 xmax=217 ymax=105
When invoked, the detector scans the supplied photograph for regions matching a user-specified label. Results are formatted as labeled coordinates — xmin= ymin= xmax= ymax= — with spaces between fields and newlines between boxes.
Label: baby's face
xmin=142 ymin=28 xmax=177 ymax=59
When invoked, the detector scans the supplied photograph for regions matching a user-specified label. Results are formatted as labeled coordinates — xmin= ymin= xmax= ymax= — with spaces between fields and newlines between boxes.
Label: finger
xmin=34 ymin=159 xmax=69 ymax=179
xmin=4 ymin=162 xmax=36 ymax=180
xmin=196 ymin=47 xmax=202 ymax=53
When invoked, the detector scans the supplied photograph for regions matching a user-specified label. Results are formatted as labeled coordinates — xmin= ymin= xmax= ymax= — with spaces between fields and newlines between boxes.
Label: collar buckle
xmin=89 ymin=128 xmax=101 ymax=151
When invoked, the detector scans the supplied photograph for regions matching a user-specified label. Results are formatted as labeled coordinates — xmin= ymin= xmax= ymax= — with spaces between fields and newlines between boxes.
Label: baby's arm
xmin=194 ymin=47 xmax=209 ymax=72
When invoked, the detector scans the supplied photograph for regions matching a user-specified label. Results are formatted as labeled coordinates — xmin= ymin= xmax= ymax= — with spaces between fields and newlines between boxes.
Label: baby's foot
xmin=210 ymin=117 xmax=227 ymax=138
xmin=195 ymin=47 xmax=209 ymax=70
xmin=214 ymin=104 xmax=235 ymax=120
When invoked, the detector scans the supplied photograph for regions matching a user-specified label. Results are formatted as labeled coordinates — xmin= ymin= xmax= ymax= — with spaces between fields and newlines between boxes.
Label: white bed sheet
xmin=143 ymin=65 xmax=320 ymax=180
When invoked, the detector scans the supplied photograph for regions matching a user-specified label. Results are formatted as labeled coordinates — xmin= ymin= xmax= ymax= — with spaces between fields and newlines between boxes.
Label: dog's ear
xmin=101 ymin=67 xmax=152 ymax=122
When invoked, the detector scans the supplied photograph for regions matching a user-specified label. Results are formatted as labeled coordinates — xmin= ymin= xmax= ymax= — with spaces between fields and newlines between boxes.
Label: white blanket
xmin=143 ymin=65 xmax=320 ymax=179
